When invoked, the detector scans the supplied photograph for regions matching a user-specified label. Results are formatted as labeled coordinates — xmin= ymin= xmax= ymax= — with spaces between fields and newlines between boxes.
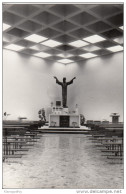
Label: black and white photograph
xmin=2 ymin=1 xmax=124 ymax=191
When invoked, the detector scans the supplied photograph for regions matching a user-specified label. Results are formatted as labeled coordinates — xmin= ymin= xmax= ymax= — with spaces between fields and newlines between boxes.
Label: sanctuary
xmin=49 ymin=77 xmax=80 ymax=128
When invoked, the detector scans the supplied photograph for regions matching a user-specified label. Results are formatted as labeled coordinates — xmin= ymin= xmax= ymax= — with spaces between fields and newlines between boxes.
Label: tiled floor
xmin=3 ymin=134 xmax=123 ymax=189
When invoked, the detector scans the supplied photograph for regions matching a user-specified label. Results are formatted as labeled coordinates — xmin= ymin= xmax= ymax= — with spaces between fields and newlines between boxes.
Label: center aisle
xmin=3 ymin=133 xmax=123 ymax=189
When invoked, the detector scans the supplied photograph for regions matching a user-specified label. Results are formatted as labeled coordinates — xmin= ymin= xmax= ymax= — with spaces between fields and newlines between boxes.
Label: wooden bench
xmin=3 ymin=140 xmax=37 ymax=143
xmin=3 ymin=126 xmax=28 ymax=136
xmin=3 ymin=154 xmax=22 ymax=159
xmin=96 ymin=123 xmax=123 ymax=128
xmin=101 ymin=150 xmax=121 ymax=153
xmin=10 ymin=148 xmax=29 ymax=155
xmin=92 ymin=135 xmax=105 ymax=138
xmin=107 ymin=156 xmax=123 ymax=160
xmin=3 ymin=136 xmax=40 ymax=140
xmin=10 ymin=148 xmax=29 ymax=151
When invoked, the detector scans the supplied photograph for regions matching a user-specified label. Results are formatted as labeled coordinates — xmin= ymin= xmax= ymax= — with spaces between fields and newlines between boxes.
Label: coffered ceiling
xmin=3 ymin=3 xmax=123 ymax=64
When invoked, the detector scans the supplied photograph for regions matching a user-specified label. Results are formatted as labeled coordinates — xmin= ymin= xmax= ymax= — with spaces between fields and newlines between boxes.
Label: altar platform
xmin=38 ymin=125 xmax=90 ymax=134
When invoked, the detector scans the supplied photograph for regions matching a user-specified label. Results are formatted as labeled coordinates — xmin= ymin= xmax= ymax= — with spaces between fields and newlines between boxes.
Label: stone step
xmin=39 ymin=127 xmax=89 ymax=131
xmin=40 ymin=130 xmax=89 ymax=134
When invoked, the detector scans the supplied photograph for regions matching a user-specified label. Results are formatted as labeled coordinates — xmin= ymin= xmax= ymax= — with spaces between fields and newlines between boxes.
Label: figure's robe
xmin=56 ymin=79 xmax=73 ymax=108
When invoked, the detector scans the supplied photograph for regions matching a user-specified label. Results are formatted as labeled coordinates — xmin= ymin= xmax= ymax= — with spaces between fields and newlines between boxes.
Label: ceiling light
xmin=24 ymin=34 xmax=48 ymax=43
xmin=106 ymin=45 xmax=123 ymax=52
xmin=119 ymin=26 xmax=123 ymax=30
xmin=57 ymin=59 xmax=74 ymax=64
xmin=113 ymin=37 xmax=123 ymax=44
xmin=30 ymin=46 xmax=40 ymax=51
xmin=3 ymin=23 xmax=11 ymax=31
xmin=57 ymin=53 xmax=74 ymax=58
xmin=30 ymin=45 xmax=48 ymax=51
xmin=79 ymin=53 xmax=98 ymax=58
xmin=34 ymin=52 xmax=51 ymax=58
xmin=4 ymin=44 xmax=24 ymax=51
xmin=83 ymin=45 xmax=101 ymax=52
xmin=83 ymin=35 xmax=106 ymax=43
xmin=41 ymin=39 xmax=62 ymax=47
xmin=68 ymin=40 xmax=89 ymax=47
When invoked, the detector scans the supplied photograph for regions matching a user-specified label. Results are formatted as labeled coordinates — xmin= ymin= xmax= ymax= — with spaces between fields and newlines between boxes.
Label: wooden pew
xmin=2 ymin=121 xmax=43 ymax=162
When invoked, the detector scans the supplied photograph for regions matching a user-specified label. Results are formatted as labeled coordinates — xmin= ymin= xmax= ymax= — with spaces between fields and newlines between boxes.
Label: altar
xmin=49 ymin=114 xmax=80 ymax=128
xmin=49 ymin=103 xmax=80 ymax=128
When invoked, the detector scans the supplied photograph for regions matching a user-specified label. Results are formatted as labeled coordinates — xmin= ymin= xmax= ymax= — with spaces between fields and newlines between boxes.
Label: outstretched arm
xmin=54 ymin=76 xmax=62 ymax=85
xmin=67 ymin=77 xmax=76 ymax=85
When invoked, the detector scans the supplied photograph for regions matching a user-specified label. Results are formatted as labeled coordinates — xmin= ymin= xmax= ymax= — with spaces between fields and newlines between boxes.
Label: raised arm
xmin=54 ymin=76 xmax=62 ymax=85
xmin=67 ymin=77 xmax=76 ymax=85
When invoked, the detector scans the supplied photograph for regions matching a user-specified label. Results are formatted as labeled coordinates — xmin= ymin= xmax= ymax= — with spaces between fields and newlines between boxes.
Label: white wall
xmin=3 ymin=49 xmax=123 ymax=122
xmin=66 ymin=52 xmax=123 ymax=122
xmin=3 ymin=49 xmax=66 ymax=120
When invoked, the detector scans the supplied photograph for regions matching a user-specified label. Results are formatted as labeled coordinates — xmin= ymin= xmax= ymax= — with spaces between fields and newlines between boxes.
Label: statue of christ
xmin=54 ymin=76 xmax=76 ymax=108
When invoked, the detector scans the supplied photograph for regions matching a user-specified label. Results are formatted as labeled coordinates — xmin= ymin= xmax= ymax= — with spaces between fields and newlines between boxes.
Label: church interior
xmin=3 ymin=3 xmax=124 ymax=190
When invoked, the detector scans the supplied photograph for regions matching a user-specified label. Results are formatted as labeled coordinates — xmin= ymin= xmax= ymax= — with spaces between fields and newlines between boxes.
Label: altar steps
xmin=38 ymin=127 xmax=90 ymax=134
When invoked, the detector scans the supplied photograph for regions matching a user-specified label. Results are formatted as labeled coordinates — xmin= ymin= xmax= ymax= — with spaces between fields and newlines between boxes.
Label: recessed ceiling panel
xmin=9 ymin=4 xmax=39 ymax=17
xmin=56 ymin=45 xmax=75 ymax=51
xmin=45 ymin=49 xmax=61 ymax=55
xmin=83 ymin=45 xmax=101 ymax=52
xmin=107 ymin=13 xmax=123 ymax=26
xmin=87 ymin=21 xmax=112 ymax=33
xmin=18 ymin=20 xmax=42 ymax=32
xmin=74 ymin=4 xmax=97 ymax=9
xmin=38 ymin=28 xmax=61 ymax=38
xmin=50 ymin=4 xmax=80 ymax=17
xmin=3 ymin=4 xmax=13 ymax=11
xmin=95 ymin=40 xmax=117 ymax=48
xmin=91 ymin=4 xmax=121 ymax=18
xmin=33 ymin=11 xmax=60 ymax=25
xmin=69 ymin=12 xmax=97 ymax=25
xmin=3 ymin=11 xmax=24 ymax=25
xmin=53 ymin=21 xmax=77 ymax=32
xmin=3 ymin=41 xmax=8 ymax=47
xmin=47 ymin=56 xmax=63 ymax=61
xmin=114 ymin=4 xmax=123 ymax=11
xmin=69 ymin=49 xmax=87 ymax=55
xmin=69 ymin=56 xmax=84 ymax=62
xmin=2 ymin=3 xmax=123 ymax=64
xmin=21 ymin=48 xmax=39 ymax=55
xmin=54 ymin=35 xmax=76 ymax=43
xmin=93 ymin=49 xmax=112 ymax=55
xmin=30 ymin=44 xmax=50 ymax=52
xmin=101 ymin=29 xmax=123 ymax=39
xmin=15 ymin=39 xmax=36 ymax=47
xmin=70 ymin=28 xmax=93 ymax=38
xmin=7 ymin=28 xmax=29 ymax=37
xmin=3 ymin=33 xmax=18 ymax=42
xmin=113 ymin=36 xmax=123 ymax=44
